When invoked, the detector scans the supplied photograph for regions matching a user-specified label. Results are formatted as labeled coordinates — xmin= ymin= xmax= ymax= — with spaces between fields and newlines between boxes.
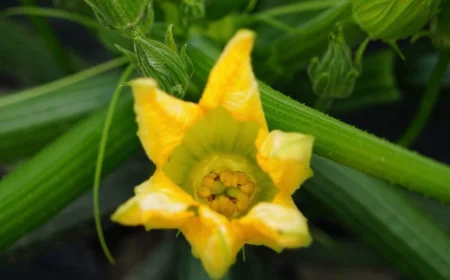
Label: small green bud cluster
xmin=180 ymin=0 xmax=205 ymax=21
xmin=307 ymin=30 xmax=360 ymax=99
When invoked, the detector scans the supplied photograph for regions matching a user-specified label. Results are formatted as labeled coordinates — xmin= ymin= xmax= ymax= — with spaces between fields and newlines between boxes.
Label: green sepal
xmin=164 ymin=24 xmax=178 ymax=52
xmin=115 ymin=44 xmax=137 ymax=64
xmin=181 ymin=44 xmax=194 ymax=79
xmin=132 ymin=32 xmax=192 ymax=97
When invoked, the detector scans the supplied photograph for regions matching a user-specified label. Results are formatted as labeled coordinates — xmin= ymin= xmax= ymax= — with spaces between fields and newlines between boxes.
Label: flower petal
xmin=199 ymin=29 xmax=267 ymax=130
xmin=236 ymin=194 xmax=311 ymax=252
xmin=130 ymin=78 xmax=204 ymax=167
xmin=256 ymin=130 xmax=314 ymax=194
xmin=112 ymin=170 xmax=198 ymax=229
xmin=181 ymin=206 xmax=244 ymax=280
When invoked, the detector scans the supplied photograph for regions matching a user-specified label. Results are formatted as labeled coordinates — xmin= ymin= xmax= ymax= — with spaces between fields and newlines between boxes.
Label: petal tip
xmin=111 ymin=197 xmax=142 ymax=226
xmin=129 ymin=78 xmax=158 ymax=92
xmin=235 ymin=29 xmax=256 ymax=40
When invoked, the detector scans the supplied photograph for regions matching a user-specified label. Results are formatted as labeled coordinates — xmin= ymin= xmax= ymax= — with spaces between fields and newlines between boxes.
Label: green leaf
xmin=0 ymin=16 xmax=62 ymax=84
xmin=0 ymin=91 xmax=139 ymax=252
xmin=304 ymin=155 xmax=450 ymax=279
xmin=0 ymin=155 xmax=150 ymax=264
xmin=0 ymin=58 xmax=128 ymax=162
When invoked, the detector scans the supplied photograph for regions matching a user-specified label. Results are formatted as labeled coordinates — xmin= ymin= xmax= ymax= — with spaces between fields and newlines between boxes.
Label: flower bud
xmin=307 ymin=31 xmax=359 ymax=99
xmin=130 ymin=28 xmax=193 ymax=97
xmin=351 ymin=0 xmax=441 ymax=41
xmin=85 ymin=0 xmax=153 ymax=33
xmin=180 ymin=0 xmax=205 ymax=21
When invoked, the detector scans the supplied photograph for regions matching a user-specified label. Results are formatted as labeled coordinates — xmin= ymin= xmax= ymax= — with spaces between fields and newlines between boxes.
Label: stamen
xmin=218 ymin=196 xmax=235 ymax=217
xmin=226 ymin=188 xmax=250 ymax=212
xmin=197 ymin=186 xmax=211 ymax=199
xmin=198 ymin=169 xmax=256 ymax=218
xmin=209 ymin=199 xmax=220 ymax=211
xmin=202 ymin=174 xmax=216 ymax=187
xmin=235 ymin=171 xmax=247 ymax=186
xmin=219 ymin=170 xmax=234 ymax=187
xmin=240 ymin=181 xmax=255 ymax=195
xmin=210 ymin=181 xmax=227 ymax=194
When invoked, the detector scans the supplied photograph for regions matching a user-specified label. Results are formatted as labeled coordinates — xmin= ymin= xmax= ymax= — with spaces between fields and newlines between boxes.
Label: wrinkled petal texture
xmin=112 ymin=170 xmax=198 ymax=229
xmin=257 ymin=130 xmax=314 ymax=195
xmin=181 ymin=207 xmax=244 ymax=280
xmin=130 ymin=78 xmax=203 ymax=167
xmin=235 ymin=194 xmax=311 ymax=252
xmin=199 ymin=29 xmax=268 ymax=131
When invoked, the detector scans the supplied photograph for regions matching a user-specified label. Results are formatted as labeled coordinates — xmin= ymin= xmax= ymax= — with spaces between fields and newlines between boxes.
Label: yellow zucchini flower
xmin=112 ymin=29 xmax=314 ymax=279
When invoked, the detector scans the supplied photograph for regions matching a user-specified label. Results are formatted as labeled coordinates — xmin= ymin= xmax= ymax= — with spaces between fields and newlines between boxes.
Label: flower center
xmin=196 ymin=169 xmax=256 ymax=218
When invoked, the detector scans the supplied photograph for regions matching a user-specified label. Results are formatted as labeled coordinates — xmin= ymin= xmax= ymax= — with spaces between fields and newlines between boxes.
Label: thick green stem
xmin=397 ymin=50 xmax=450 ymax=147
xmin=18 ymin=0 xmax=75 ymax=74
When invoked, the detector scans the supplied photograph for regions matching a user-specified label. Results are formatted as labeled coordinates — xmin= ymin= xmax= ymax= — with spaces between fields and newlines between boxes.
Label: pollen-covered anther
xmin=218 ymin=196 xmax=236 ymax=218
xmin=197 ymin=186 xmax=211 ymax=199
xmin=219 ymin=170 xmax=235 ymax=187
xmin=226 ymin=188 xmax=250 ymax=212
xmin=210 ymin=181 xmax=227 ymax=194
xmin=235 ymin=171 xmax=247 ymax=186
xmin=240 ymin=181 xmax=255 ymax=195
xmin=198 ymin=170 xmax=255 ymax=217
xmin=209 ymin=199 xmax=220 ymax=211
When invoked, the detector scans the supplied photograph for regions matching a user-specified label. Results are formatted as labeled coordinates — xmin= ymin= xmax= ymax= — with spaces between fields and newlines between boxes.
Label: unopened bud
xmin=181 ymin=0 xmax=205 ymax=21
xmin=351 ymin=0 xmax=441 ymax=41
xmin=85 ymin=0 xmax=154 ymax=34
xmin=129 ymin=27 xmax=193 ymax=97
xmin=307 ymin=30 xmax=359 ymax=99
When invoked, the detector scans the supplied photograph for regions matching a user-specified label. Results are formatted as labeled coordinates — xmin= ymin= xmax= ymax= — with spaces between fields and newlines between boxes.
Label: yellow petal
xmin=112 ymin=170 xmax=198 ymax=229
xmin=130 ymin=78 xmax=204 ymax=167
xmin=256 ymin=130 xmax=314 ymax=194
xmin=235 ymin=194 xmax=311 ymax=252
xmin=181 ymin=206 xmax=244 ymax=280
xmin=199 ymin=29 xmax=267 ymax=130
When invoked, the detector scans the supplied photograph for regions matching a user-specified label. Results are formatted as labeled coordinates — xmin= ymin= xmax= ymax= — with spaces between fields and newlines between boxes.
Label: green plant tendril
xmin=93 ymin=64 xmax=134 ymax=264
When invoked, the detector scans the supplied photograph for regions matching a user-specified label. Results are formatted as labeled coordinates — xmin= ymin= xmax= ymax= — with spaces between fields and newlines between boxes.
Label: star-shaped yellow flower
xmin=112 ymin=29 xmax=314 ymax=279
